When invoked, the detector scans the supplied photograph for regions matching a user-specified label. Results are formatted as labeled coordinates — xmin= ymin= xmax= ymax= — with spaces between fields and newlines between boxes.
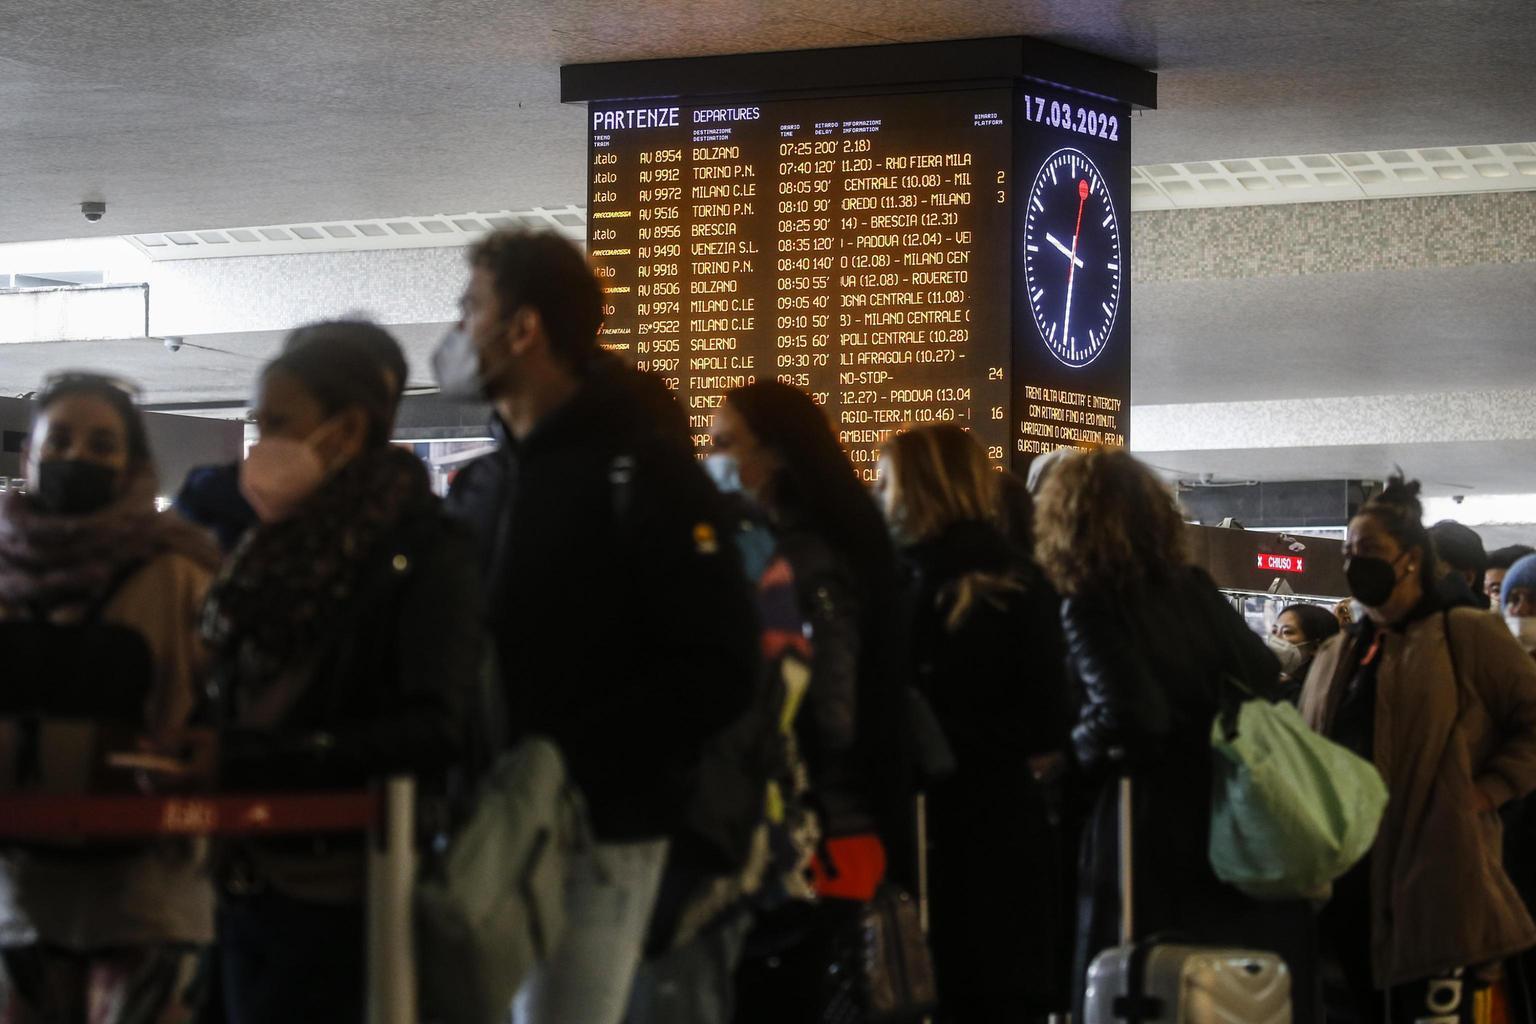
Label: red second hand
xmin=1061 ymin=178 xmax=1090 ymax=352
xmin=1066 ymin=178 xmax=1089 ymax=294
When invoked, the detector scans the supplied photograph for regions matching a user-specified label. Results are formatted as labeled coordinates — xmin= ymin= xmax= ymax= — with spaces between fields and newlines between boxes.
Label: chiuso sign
xmin=1256 ymin=553 xmax=1306 ymax=574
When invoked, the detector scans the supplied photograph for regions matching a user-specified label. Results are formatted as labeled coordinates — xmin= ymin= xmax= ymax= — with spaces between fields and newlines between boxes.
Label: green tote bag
xmin=1209 ymin=694 xmax=1388 ymax=900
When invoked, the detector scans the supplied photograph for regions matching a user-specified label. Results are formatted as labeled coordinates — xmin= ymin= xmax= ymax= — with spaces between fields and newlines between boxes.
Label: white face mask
xmin=1265 ymin=632 xmax=1308 ymax=677
xmin=432 ymin=327 xmax=481 ymax=401
xmin=1507 ymin=615 xmax=1536 ymax=653
xmin=703 ymin=452 xmax=741 ymax=494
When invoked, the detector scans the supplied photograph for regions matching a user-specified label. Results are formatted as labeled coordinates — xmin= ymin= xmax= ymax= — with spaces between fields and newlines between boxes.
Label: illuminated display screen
xmin=586 ymin=82 xmax=1131 ymax=474
xmin=1257 ymin=553 xmax=1307 ymax=574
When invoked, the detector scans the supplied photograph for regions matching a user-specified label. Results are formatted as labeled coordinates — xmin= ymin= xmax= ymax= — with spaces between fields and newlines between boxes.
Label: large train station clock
xmin=1022 ymin=147 xmax=1122 ymax=369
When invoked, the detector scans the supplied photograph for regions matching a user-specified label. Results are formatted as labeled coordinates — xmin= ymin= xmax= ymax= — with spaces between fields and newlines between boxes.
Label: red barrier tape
xmin=0 ymin=792 xmax=378 ymax=839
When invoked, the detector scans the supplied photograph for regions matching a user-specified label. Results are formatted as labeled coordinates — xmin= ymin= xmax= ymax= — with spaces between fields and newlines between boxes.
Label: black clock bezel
xmin=1022 ymin=145 xmax=1122 ymax=369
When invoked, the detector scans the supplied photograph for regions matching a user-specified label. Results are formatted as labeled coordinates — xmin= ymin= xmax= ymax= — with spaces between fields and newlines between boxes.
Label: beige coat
xmin=1300 ymin=607 xmax=1536 ymax=986
xmin=0 ymin=552 xmax=215 ymax=949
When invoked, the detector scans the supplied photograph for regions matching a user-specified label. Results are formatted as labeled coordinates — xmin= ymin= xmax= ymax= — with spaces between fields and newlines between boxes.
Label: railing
xmin=0 ymin=777 xmax=418 ymax=1024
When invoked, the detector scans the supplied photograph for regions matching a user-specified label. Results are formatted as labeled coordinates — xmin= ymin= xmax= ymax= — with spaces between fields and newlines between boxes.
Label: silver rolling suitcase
xmin=1082 ymin=778 xmax=1292 ymax=1024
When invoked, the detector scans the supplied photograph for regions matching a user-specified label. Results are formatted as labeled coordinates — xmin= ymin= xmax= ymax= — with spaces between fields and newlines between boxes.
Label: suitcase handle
xmin=1111 ymin=938 xmax=1161 ymax=1024
xmin=1117 ymin=772 xmax=1133 ymax=945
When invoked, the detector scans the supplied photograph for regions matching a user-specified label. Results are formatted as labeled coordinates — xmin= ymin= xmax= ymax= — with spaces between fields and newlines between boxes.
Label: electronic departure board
xmin=573 ymin=39 xmax=1148 ymax=475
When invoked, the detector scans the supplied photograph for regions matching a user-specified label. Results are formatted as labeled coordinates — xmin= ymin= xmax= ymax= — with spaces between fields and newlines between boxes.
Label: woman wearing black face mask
xmin=0 ymin=372 xmax=223 ymax=1023
xmin=1300 ymin=474 xmax=1536 ymax=1024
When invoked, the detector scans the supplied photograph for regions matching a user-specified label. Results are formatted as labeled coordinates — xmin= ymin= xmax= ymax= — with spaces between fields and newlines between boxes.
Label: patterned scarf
xmin=0 ymin=469 xmax=220 ymax=612
xmin=202 ymin=445 xmax=432 ymax=695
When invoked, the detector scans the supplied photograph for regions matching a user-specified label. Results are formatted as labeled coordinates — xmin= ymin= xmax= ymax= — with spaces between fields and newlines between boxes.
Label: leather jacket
xmin=1065 ymin=565 xmax=1278 ymax=773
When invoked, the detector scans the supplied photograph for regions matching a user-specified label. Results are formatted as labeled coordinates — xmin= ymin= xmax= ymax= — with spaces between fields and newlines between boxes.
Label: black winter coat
xmin=774 ymin=526 xmax=874 ymax=836
xmin=899 ymin=520 xmax=1074 ymax=1015
xmin=215 ymin=498 xmax=482 ymax=794
xmin=447 ymin=362 xmax=760 ymax=843
xmin=1065 ymin=566 xmax=1318 ymax=1024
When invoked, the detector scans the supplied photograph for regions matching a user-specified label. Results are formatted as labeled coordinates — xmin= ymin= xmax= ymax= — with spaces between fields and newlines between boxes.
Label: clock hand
xmin=1045 ymin=232 xmax=1084 ymax=268
xmin=1062 ymin=179 xmax=1089 ymax=351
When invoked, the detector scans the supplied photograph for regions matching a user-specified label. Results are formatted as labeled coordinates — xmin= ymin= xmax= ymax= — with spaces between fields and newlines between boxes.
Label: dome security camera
xmin=80 ymin=201 xmax=106 ymax=223
xmin=163 ymin=336 xmax=184 ymax=353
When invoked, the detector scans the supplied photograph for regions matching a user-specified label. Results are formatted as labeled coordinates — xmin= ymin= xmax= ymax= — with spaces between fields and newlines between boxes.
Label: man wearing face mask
xmin=1502 ymin=554 xmax=1536 ymax=656
xmin=438 ymin=230 xmax=759 ymax=1024
xmin=1299 ymin=475 xmax=1536 ymax=1024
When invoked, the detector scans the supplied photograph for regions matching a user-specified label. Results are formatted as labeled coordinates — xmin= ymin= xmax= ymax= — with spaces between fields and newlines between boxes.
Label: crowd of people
xmin=2 ymin=228 xmax=1536 ymax=1024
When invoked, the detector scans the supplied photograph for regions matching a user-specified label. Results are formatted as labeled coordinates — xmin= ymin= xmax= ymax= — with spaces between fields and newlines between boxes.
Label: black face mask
xmin=33 ymin=460 xmax=119 ymax=516
xmin=1345 ymin=552 xmax=1408 ymax=609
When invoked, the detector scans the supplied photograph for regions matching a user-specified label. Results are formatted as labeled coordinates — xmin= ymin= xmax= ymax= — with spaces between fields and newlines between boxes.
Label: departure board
xmin=583 ymin=70 xmax=1134 ymax=473
xmin=588 ymin=89 xmax=1013 ymax=476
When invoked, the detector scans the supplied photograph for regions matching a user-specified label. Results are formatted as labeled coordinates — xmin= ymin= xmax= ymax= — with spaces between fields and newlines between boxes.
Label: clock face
xmin=1022 ymin=147 xmax=1122 ymax=368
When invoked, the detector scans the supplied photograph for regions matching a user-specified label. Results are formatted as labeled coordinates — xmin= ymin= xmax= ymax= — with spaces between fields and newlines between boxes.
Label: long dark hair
xmin=725 ymin=381 xmax=913 ymax=875
xmin=726 ymin=381 xmax=896 ymax=596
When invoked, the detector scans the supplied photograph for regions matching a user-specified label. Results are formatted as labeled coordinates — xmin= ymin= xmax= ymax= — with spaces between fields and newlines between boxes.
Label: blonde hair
xmin=882 ymin=424 xmax=998 ymax=545
xmin=1033 ymin=448 xmax=1187 ymax=597
xmin=883 ymin=425 xmax=1019 ymax=630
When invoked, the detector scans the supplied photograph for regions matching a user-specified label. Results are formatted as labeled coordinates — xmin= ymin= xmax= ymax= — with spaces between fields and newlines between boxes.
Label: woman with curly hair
xmin=1034 ymin=448 xmax=1317 ymax=1023
xmin=1301 ymin=476 xmax=1536 ymax=1023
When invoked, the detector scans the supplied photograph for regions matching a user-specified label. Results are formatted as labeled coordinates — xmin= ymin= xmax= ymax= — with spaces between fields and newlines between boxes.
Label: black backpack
xmin=0 ymin=563 xmax=155 ymax=791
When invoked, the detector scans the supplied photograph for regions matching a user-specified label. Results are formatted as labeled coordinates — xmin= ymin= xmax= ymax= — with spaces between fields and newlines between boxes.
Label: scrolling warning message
xmin=586 ymin=90 xmax=1015 ymax=476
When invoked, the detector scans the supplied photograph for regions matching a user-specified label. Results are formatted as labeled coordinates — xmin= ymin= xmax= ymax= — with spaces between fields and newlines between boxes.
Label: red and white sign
xmin=1257 ymin=553 xmax=1306 ymax=574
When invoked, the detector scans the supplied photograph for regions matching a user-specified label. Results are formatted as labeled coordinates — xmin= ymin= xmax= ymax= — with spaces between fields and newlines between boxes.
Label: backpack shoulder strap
xmin=81 ymin=560 xmax=151 ymax=624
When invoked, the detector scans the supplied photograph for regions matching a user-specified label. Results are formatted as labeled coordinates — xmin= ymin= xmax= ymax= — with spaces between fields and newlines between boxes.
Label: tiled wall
xmin=146 ymin=246 xmax=466 ymax=337
xmin=1133 ymin=190 xmax=1536 ymax=283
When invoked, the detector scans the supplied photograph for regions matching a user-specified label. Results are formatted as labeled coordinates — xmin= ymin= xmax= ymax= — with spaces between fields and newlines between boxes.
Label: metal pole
xmin=915 ymin=791 xmax=930 ymax=935
xmin=368 ymin=776 xmax=417 ymax=1024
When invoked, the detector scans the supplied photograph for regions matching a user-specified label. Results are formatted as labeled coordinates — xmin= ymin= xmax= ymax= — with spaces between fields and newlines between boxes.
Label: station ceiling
xmin=3 ymin=1 xmax=1533 ymax=501
xmin=2 ymin=0 xmax=1534 ymax=242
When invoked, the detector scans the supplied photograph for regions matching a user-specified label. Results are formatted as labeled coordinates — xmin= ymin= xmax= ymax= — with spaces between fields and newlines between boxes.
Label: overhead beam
xmin=561 ymin=36 xmax=1157 ymax=108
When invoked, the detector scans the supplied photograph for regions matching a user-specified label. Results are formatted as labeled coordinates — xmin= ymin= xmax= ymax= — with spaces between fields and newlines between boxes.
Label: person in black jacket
xmin=877 ymin=424 xmax=1074 ymax=1023
xmin=438 ymin=229 xmax=759 ymax=1024
xmin=1430 ymin=520 xmax=1490 ymax=610
xmin=202 ymin=323 xmax=482 ymax=1024
xmin=708 ymin=380 xmax=913 ymax=1023
xmin=1033 ymin=448 xmax=1318 ymax=1024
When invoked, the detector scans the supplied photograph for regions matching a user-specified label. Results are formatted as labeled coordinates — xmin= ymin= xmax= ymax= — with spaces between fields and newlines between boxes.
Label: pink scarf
xmin=0 ymin=469 xmax=221 ymax=611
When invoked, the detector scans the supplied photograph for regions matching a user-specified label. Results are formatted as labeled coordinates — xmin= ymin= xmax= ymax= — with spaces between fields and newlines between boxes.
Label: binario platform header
xmin=586 ymin=83 xmax=1131 ymax=474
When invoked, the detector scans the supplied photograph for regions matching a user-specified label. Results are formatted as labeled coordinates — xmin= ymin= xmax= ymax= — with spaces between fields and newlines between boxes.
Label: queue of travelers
xmin=3 ymin=228 xmax=1536 ymax=1024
